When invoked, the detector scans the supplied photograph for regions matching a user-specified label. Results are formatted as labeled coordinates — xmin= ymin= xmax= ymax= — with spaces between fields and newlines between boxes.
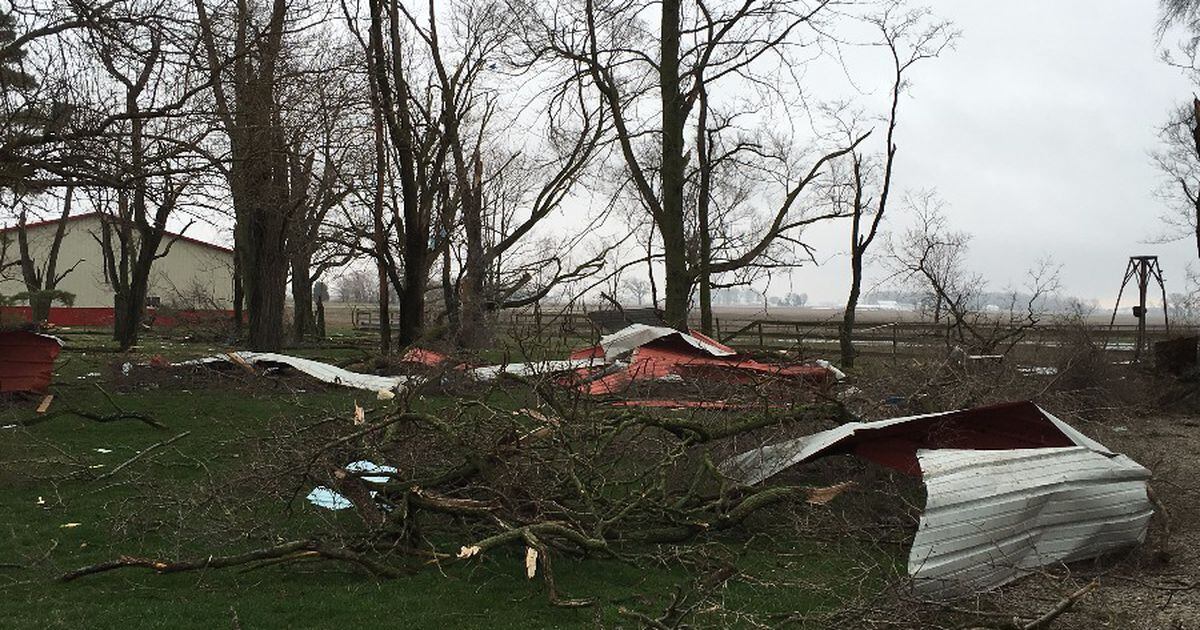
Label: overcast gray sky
xmin=785 ymin=0 xmax=1197 ymax=307
xmin=172 ymin=1 xmax=1197 ymax=308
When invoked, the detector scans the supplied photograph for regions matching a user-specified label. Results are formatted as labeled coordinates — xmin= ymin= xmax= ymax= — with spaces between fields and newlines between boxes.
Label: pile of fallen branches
xmin=58 ymin=376 xmax=857 ymax=605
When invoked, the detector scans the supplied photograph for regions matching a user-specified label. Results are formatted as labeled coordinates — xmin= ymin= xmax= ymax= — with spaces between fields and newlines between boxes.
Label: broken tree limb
xmin=95 ymin=431 xmax=191 ymax=481
xmin=58 ymin=540 xmax=319 ymax=581
xmin=958 ymin=580 xmax=1099 ymax=630
xmin=58 ymin=540 xmax=413 ymax=582
xmin=1021 ymin=580 xmax=1098 ymax=629
xmin=16 ymin=407 xmax=166 ymax=430
xmin=461 ymin=522 xmax=610 ymax=559
xmin=619 ymin=403 xmax=849 ymax=444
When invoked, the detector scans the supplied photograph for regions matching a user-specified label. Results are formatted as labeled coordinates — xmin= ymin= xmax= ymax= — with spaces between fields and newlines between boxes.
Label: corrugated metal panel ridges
xmin=719 ymin=402 xmax=1154 ymax=598
xmin=910 ymin=447 xmax=1152 ymax=598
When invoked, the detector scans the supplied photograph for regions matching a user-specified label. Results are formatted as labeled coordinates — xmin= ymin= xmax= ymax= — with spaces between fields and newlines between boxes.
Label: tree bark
xmin=290 ymin=252 xmax=314 ymax=344
xmin=456 ymin=151 xmax=489 ymax=348
xmin=696 ymin=86 xmax=713 ymax=335
xmin=658 ymin=0 xmax=690 ymax=331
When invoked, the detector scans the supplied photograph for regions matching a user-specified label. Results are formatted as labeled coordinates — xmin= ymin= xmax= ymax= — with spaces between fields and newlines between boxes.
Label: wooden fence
xmin=353 ymin=305 xmax=1196 ymax=359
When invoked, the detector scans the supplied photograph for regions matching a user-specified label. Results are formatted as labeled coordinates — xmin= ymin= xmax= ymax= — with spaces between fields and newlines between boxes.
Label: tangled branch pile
xmin=60 ymin=376 xmax=856 ymax=606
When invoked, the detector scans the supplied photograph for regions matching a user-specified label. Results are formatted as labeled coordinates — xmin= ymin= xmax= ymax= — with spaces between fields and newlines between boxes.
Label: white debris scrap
xmin=814 ymin=359 xmax=847 ymax=382
xmin=471 ymin=359 xmax=604 ymax=381
xmin=910 ymin=446 xmax=1151 ymax=598
xmin=306 ymin=460 xmax=398 ymax=511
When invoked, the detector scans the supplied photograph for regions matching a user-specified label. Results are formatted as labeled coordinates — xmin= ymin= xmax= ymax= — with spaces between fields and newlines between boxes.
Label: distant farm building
xmin=0 ymin=213 xmax=234 ymax=327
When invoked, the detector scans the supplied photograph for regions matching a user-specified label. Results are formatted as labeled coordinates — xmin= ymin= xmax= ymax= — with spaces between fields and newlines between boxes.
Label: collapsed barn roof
xmin=721 ymin=401 xmax=1154 ymax=598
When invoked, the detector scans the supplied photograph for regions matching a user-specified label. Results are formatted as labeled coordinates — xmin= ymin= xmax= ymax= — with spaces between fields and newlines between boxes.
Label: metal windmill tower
xmin=1107 ymin=256 xmax=1169 ymax=362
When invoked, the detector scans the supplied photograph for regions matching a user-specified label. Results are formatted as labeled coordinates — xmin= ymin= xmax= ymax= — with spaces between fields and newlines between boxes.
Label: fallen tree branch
xmin=58 ymin=540 xmax=413 ymax=582
xmin=94 ymin=431 xmax=191 ymax=481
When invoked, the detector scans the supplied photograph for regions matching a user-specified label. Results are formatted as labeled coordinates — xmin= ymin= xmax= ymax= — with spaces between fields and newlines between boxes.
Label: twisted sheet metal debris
xmin=721 ymin=401 xmax=1153 ymax=598
xmin=594 ymin=323 xmax=736 ymax=360
xmin=179 ymin=352 xmax=413 ymax=393
xmin=470 ymin=358 xmax=606 ymax=381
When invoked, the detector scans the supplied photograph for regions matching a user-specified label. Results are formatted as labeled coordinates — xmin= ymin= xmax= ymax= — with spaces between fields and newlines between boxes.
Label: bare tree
xmin=193 ymin=0 xmax=297 ymax=351
xmin=1155 ymin=0 xmax=1200 ymax=260
xmin=889 ymin=192 xmax=1060 ymax=354
xmin=76 ymin=2 xmax=212 ymax=349
xmin=523 ymin=0 xmax=865 ymax=330
xmin=12 ymin=186 xmax=83 ymax=320
xmin=0 ymin=5 xmax=86 ymax=192
xmin=837 ymin=6 xmax=955 ymax=368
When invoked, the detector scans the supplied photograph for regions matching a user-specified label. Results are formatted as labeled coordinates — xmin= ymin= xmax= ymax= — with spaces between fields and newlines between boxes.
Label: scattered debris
xmin=401 ymin=347 xmax=452 ymax=367
xmin=306 ymin=460 xmax=398 ymax=510
xmin=471 ymin=359 xmax=602 ymax=381
xmin=36 ymin=394 xmax=54 ymax=414
xmin=721 ymin=401 xmax=1153 ymax=598
xmin=568 ymin=324 xmax=839 ymax=398
xmin=1016 ymin=365 xmax=1059 ymax=376
xmin=584 ymin=323 xmax=736 ymax=361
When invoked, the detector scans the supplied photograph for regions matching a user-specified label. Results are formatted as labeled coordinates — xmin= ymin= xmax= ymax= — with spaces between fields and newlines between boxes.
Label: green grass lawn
xmin=1 ymin=332 xmax=901 ymax=628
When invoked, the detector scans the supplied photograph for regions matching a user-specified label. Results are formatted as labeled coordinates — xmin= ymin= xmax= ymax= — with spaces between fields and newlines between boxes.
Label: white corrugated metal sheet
xmin=470 ymin=358 xmax=605 ymax=381
xmin=598 ymin=323 xmax=735 ymax=361
xmin=910 ymin=446 xmax=1151 ymax=598
xmin=719 ymin=404 xmax=1154 ymax=598
xmin=181 ymin=352 xmax=413 ymax=393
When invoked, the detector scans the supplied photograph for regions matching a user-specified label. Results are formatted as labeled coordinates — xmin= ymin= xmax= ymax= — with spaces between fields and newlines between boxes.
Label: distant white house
xmin=0 ymin=212 xmax=234 ymax=325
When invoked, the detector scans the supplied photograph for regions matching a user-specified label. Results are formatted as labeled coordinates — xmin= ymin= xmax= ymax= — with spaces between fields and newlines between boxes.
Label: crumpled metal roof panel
xmin=910 ymin=446 xmax=1152 ymax=598
xmin=718 ymin=402 xmax=1155 ymax=598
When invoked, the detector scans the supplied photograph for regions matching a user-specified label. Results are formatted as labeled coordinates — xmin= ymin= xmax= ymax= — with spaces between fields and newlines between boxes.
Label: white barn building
xmin=0 ymin=212 xmax=234 ymax=326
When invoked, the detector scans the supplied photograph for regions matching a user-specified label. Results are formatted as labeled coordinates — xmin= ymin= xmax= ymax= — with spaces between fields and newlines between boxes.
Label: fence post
xmin=757 ymin=321 xmax=764 ymax=349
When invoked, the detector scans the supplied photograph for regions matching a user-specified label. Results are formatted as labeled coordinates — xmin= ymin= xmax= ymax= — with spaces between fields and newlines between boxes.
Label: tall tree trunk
xmin=399 ymin=244 xmax=426 ymax=345
xmin=372 ymin=119 xmax=391 ymax=352
xmin=658 ymin=0 xmax=690 ymax=331
xmin=456 ymin=152 xmax=488 ymax=348
xmin=232 ymin=255 xmax=244 ymax=333
xmin=840 ymin=251 xmax=863 ymax=368
xmin=696 ymin=86 xmax=713 ymax=336
xmin=315 ymin=291 xmax=326 ymax=338
xmin=290 ymin=253 xmax=313 ymax=344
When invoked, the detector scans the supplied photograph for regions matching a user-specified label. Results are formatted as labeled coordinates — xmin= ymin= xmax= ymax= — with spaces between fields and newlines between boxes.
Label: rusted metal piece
xmin=0 ymin=331 xmax=63 ymax=393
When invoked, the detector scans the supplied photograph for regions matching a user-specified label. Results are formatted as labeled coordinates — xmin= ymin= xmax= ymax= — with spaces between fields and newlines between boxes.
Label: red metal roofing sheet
xmin=0 ymin=331 xmax=62 ymax=392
